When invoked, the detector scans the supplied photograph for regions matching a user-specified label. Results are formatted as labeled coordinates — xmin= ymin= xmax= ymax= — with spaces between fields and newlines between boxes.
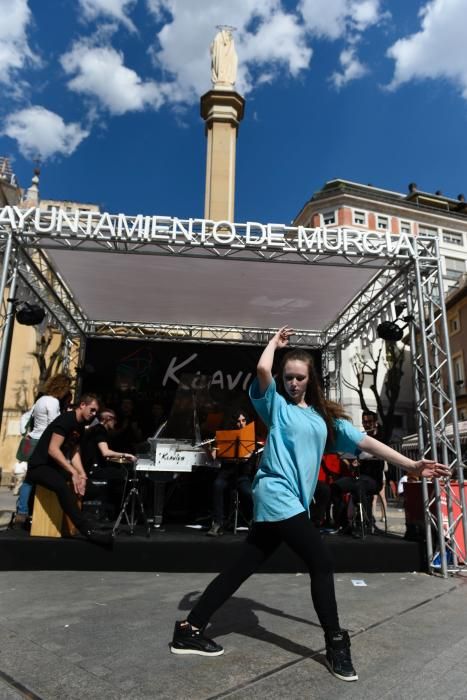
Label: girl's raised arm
xmin=257 ymin=326 xmax=293 ymax=394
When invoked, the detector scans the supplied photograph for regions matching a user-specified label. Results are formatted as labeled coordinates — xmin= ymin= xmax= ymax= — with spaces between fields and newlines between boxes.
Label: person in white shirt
xmin=13 ymin=373 xmax=71 ymax=526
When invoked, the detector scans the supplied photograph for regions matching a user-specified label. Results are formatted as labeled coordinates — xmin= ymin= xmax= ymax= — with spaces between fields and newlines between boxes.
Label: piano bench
xmin=30 ymin=485 xmax=79 ymax=538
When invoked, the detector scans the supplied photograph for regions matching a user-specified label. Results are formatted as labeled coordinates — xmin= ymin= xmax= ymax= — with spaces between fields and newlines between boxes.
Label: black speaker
xmin=15 ymin=303 xmax=46 ymax=326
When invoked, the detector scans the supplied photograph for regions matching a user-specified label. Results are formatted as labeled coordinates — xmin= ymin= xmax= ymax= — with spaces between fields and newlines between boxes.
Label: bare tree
xmin=31 ymin=327 xmax=66 ymax=389
xmin=342 ymin=339 xmax=406 ymax=442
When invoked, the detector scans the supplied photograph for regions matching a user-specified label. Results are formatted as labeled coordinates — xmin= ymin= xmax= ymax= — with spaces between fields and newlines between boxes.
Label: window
xmin=353 ymin=210 xmax=367 ymax=226
xmin=377 ymin=215 xmax=389 ymax=230
xmin=418 ymin=224 xmax=438 ymax=236
xmin=449 ymin=315 xmax=460 ymax=334
xmin=444 ymin=257 xmax=466 ymax=280
xmin=453 ymin=356 xmax=465 ymax=397
xmin=322 ymin=210 xmax=336 ymax=226
xmin=443 ymin=230 xmax=464 ymax=246
xmin=400 ymin=220 xmax=412 ymax=234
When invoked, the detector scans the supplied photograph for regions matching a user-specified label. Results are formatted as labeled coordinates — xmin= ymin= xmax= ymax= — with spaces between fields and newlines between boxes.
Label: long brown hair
xmin=43 ymin=373 xmax=71 ymax=399
xmin=276 ymin=349 xmax=349 ymax=448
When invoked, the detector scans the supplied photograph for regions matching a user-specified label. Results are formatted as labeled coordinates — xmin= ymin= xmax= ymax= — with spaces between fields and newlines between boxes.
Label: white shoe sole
xmin=325 ymin=658 xmax=358 ymax=681
xmin=170 ymin=645 xmax=224 ymax=657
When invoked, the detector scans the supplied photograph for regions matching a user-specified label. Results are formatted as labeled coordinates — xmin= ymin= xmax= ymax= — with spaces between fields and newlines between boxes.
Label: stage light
xmin=15 ymin=302 xmax=46 ymax=326
xmin=376 ymin=321 xmax=404 ymax=342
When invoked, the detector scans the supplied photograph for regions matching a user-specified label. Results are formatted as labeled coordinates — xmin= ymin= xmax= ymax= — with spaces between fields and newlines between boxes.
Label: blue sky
xmin=1 ymin=0 xmax=466 ymax=224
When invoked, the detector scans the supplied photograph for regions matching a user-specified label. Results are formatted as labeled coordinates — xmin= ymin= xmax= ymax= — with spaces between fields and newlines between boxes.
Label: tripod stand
xmin=112 ymin=461 xmax=151 ymax=537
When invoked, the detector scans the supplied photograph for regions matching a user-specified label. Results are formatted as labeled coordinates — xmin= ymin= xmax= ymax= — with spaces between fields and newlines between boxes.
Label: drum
xmin=107 ymin=456 xmax=134 ymax=465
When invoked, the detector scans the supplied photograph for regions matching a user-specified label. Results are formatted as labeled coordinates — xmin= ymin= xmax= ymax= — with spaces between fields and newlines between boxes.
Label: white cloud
xmin=149 ymin=0 xmax=312 ymax=101
xmin=145 ymin=0 xmax=174 ymax=23
xmin=239 ymin=11 xmax=312 ymax=84
xmin=387 ymin=0 xmax=467 ymax=98
xmin=143 ymin=2 xmax=391 ymax=101
xmin=331 ymin=46 xmax=369 ymax=89
xmin=78 ymin=0 xmax=138 ymax=33
xmin=298 ymin=0 xmax=386 ymax=88
xmin=61 ymin=42 xmax=167 ymax=114
xmin=2 ymin=106 xmax=89 ymax=160
xmin=298 ymin=0 xmax=385 ymax=40
xmin=0 ymin=0 xmax=39 ymax=86
xmin=56 ymin=0 xmax=385 ymax=120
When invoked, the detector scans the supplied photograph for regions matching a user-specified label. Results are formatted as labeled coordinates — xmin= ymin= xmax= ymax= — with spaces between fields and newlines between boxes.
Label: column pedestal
xmin=200 ymin=89 xmax=245 ymax=222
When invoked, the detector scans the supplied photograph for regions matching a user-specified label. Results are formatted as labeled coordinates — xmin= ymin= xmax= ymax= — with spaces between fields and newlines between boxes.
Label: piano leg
xmin=153 ymin=481 xmax=166 ymax=527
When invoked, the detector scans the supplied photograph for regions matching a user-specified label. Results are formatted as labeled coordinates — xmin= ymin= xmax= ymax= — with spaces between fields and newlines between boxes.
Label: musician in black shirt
xmin=81 ymin=409 xmax=136 ymax=471
xmin=207 ymin=411 xmax=254 ymax=537
xmin=26 ymin=394 xmax=112 ymax=545
xmin=331 ymin=412 xmax=385 ymax=534
xmin=81 ymin=409 xmax=136 ymax=519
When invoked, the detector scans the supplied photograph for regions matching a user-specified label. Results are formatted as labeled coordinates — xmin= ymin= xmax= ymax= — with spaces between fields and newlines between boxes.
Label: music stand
xmin=215 ymin=422 xmax=256 ymax=533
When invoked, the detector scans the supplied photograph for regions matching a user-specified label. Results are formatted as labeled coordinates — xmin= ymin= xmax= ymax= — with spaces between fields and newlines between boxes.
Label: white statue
xmin=210 ymin=28 xmax=238 ymax=89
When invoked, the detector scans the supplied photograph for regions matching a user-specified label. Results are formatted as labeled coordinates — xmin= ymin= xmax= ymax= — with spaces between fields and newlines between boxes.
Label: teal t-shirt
xmin=249 ymin=377 xmax=364 ymax=522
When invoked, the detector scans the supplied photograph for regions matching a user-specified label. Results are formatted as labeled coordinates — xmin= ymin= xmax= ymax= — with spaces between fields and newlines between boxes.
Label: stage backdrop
xmin=83 ymin=339 xmax=322 ymax=440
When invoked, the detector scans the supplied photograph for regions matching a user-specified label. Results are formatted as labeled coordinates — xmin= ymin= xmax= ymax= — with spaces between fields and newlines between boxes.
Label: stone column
xmin=200 ymin=90 xmax=245 ymax=222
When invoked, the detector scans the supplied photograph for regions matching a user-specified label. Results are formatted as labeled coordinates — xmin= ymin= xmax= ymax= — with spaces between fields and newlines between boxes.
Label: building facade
xmin=0 ymin=163 xmax=99 ymax=481
xmin=294 ymin=179 xmax=467 ymax=290
xmin=445 ymin=275 xmax=467 ymax=421
xmin=293 ymin=179 xmax=467 ymax=434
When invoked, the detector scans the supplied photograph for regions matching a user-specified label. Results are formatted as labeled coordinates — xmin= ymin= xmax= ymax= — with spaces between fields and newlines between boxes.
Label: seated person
xmin=330 ymin=453 xmax=383 ymax=534
xmin=25 ymin=394 xmax=113 ymax=545
xmin=80 ymin=408 xmax=136 ymax=519
xmin=362 ymin=410 xmax=391 ymax=503
xmin=207 ymin=411 xmax=255 ymax=537
xmin=310 ymin=453 xmax=342 ymax=532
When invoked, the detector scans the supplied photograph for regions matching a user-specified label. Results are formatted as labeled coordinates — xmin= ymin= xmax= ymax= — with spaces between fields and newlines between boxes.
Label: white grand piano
xmin=135 ymin=380 xmax=220 ymax=526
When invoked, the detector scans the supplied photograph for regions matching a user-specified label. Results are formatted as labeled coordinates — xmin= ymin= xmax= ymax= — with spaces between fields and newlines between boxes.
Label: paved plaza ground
xmin=0 ymin=569 xmax=466 ymax=700
xmin=1 ymin=488 xmax=467 ymax=699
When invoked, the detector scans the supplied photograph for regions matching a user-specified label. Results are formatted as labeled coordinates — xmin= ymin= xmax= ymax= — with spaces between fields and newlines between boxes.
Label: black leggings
xmin=26 ymin=465 xmax=88 ymax=531
xmin=188 ymin=511 xmax=340 ymax=633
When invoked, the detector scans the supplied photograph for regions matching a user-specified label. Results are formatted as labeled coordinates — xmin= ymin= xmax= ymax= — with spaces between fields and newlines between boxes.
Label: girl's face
xmin=236 ymin=414 xmax=247 ymax=428
xmin=283 ymin=359 xmax=309 ymax=405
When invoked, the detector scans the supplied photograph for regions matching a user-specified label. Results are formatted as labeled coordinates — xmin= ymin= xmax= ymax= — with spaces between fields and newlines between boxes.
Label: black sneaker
xmin=170 ymin=621 xmax=224 ymax=656
xmin=81 ymin=525 xmax=114 ymax=547
xmin=325 ymin=630 xmax=358 ymax=681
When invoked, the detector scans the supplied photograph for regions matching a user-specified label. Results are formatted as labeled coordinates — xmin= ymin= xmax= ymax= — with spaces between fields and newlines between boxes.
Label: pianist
xmin=81 ymin=409 xmax=136 ymax=520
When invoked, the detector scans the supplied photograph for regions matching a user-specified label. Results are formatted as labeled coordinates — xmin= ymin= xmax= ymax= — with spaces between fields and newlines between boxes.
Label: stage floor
xmin=0 ymin=523 xmax=424 ymax=573
xmin=0 ymin=486 xmax=423 ymax=573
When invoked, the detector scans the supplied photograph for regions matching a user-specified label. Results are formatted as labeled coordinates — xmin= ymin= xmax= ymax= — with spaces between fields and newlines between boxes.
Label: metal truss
xmin=321 ymin=344 xmax=341 ymax=402
xmin=86 ymin=321 xmax=323 ymax=348
xmin=16 ymin=247 xmax=87 ymax=336
xmin=322 ymin=262 xmax=416 ymax=349
xmin=407 ymin=250 xmax=467 ymax=577
xmin=4 ymin=211 xmax=439 ymax=269
xmin=62 ymin=334 xmax=86 ymax=378
xmin=0 ymin=212 xmax=466 ymax=579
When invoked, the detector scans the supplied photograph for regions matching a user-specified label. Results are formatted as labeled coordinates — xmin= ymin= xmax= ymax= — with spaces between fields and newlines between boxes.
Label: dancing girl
xmin=170 ymin=327 xmax=450 ymax=681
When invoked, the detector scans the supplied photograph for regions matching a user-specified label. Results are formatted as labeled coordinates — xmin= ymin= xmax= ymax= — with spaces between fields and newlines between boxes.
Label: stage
xmin=0 ymin=524 xmax=424 ymax=573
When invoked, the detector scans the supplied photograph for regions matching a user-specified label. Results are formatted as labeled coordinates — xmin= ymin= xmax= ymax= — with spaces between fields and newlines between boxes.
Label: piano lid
xmin=162 ymin=373 xmax=219 ymax=442
xmin=152 ymin=371 xmax=255 ymax=448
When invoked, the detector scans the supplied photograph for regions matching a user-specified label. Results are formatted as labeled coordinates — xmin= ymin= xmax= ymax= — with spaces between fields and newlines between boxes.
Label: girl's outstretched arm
xmin=358 ymin=434 xmax=451 ymax=479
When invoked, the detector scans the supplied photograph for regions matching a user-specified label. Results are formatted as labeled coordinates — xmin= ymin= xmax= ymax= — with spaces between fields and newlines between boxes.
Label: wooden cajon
xmin=30 ymin=485 xmax=79 ymax=537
